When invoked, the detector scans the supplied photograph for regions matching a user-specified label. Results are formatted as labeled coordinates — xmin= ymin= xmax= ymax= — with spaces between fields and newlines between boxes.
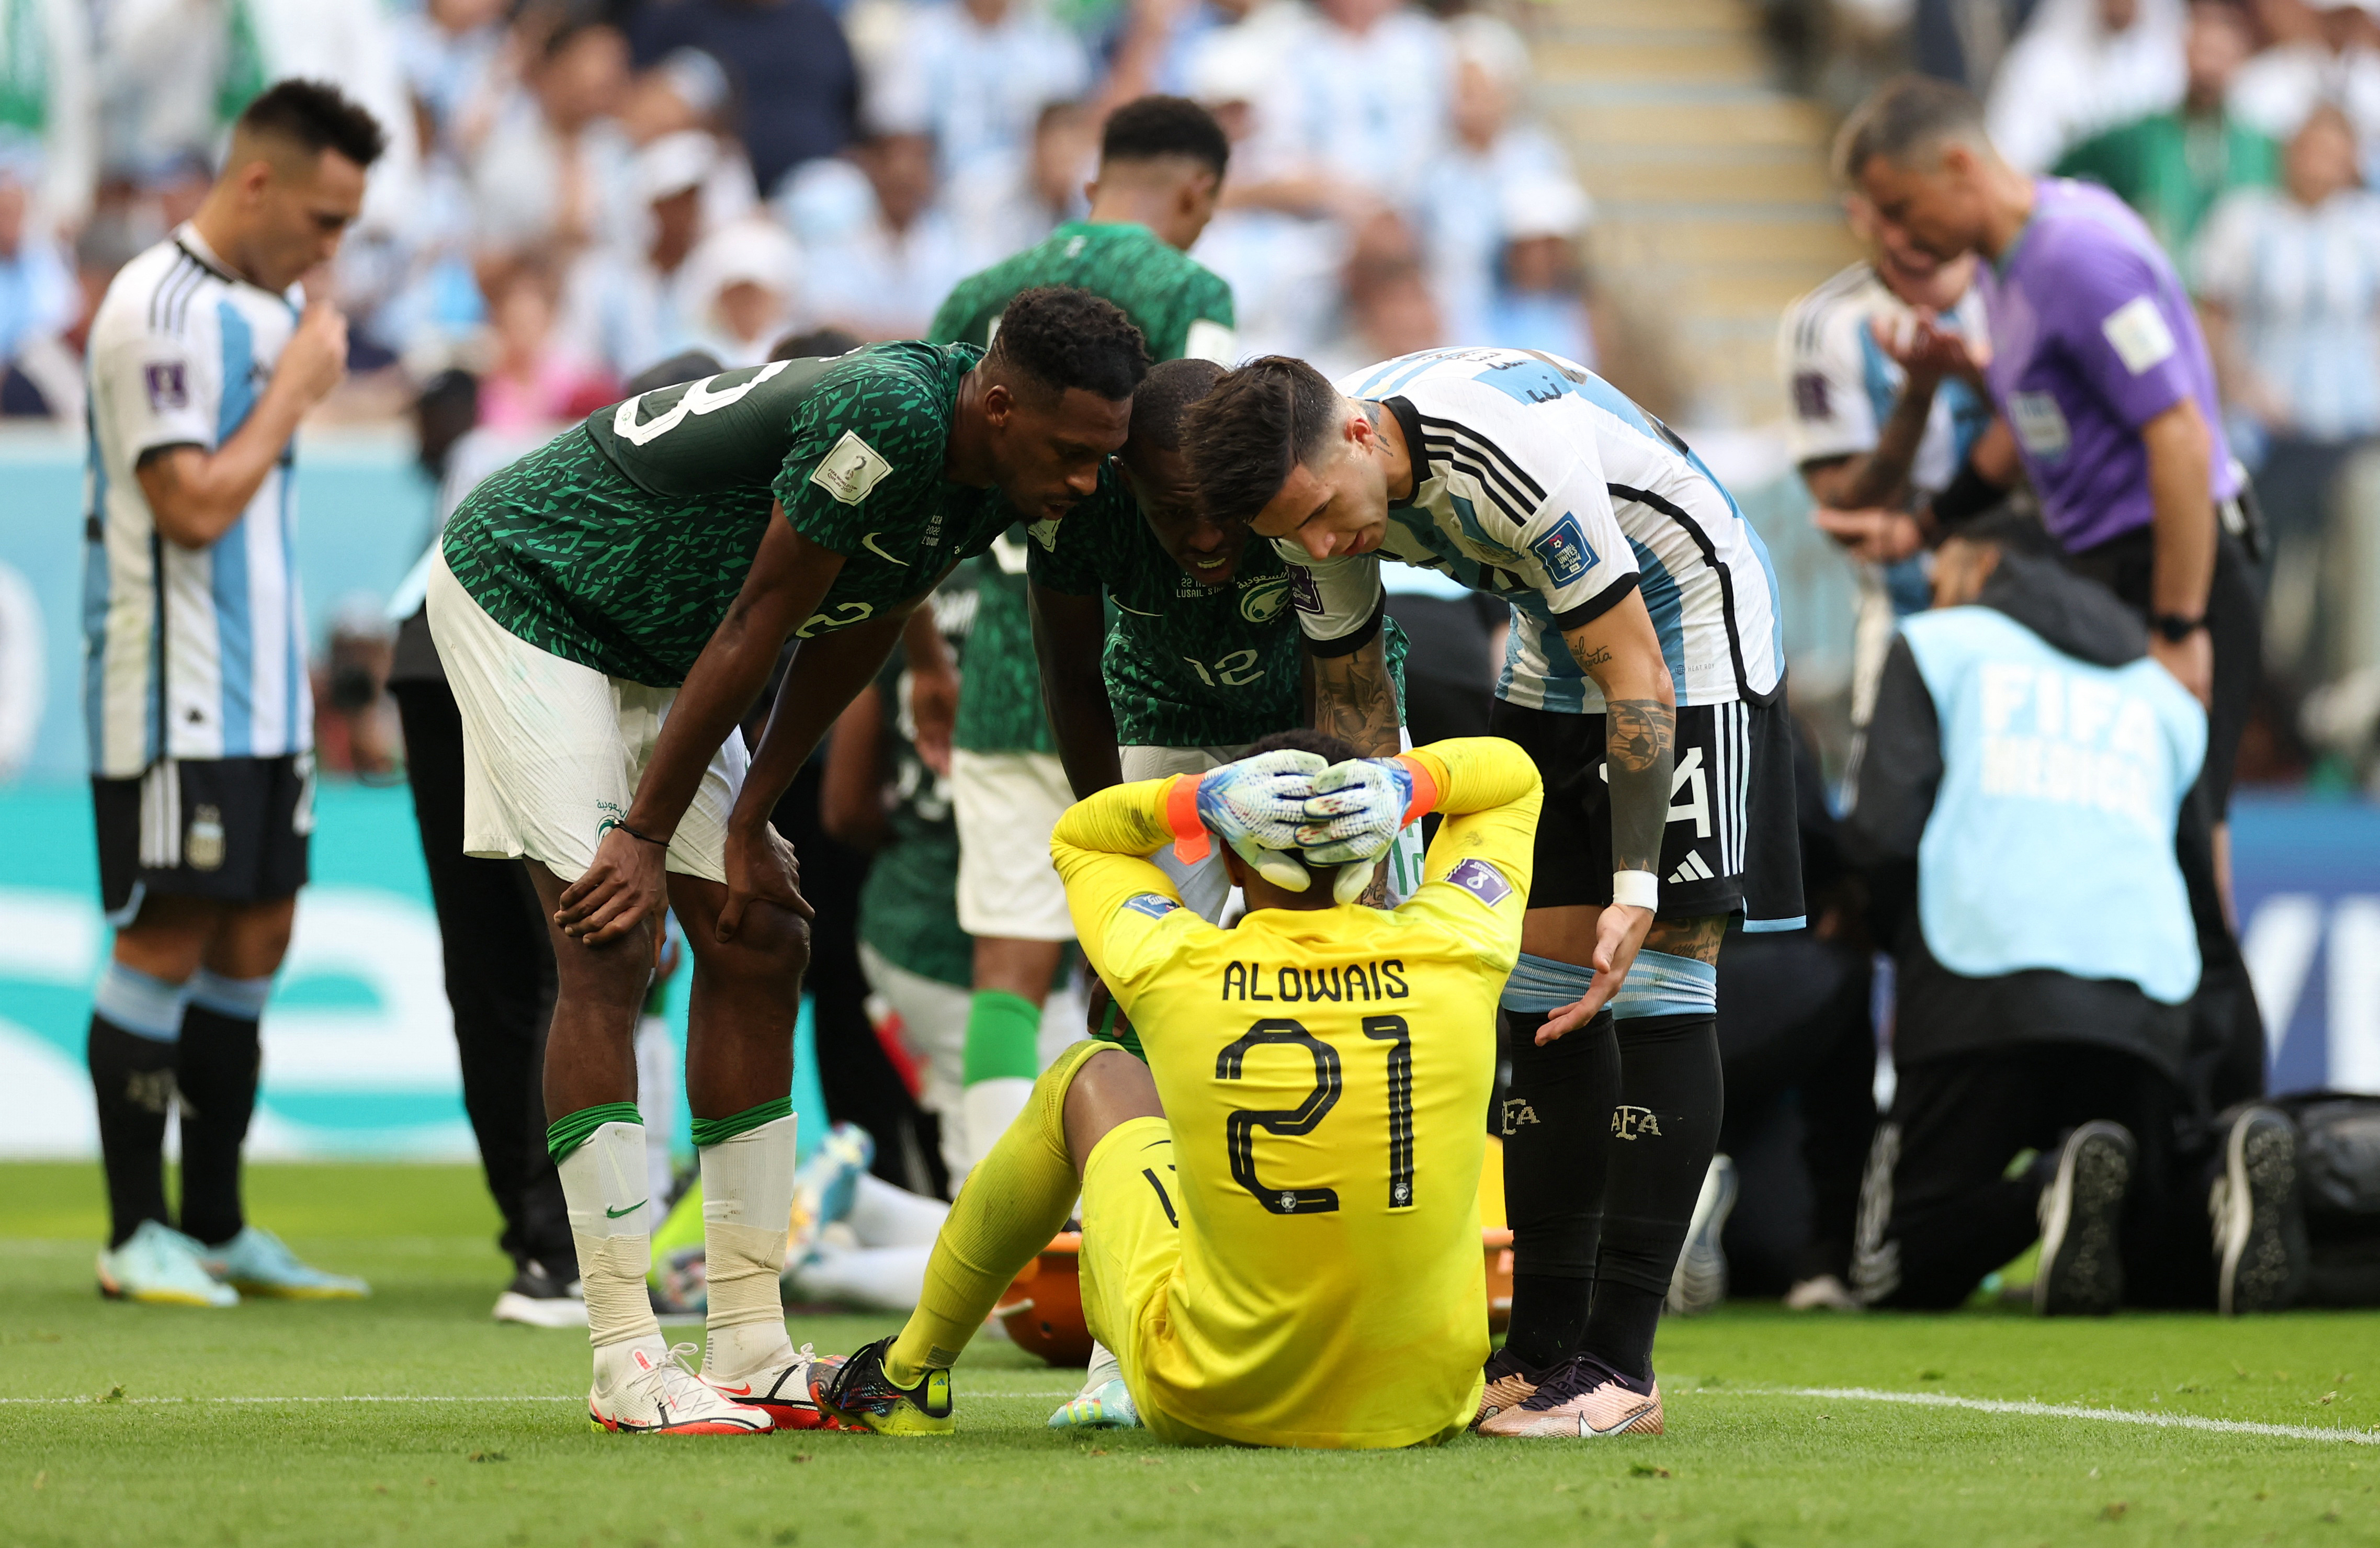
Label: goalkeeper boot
xmin=2211 ymin=1106 xmax=2306 ymax=1316
xmin=201 ymin=1225 xmax=369 ymax=1300
xmin=703 ymin=1342 xmax=847 ymax=1431
xmin=2034 ymin=1121 xmax=2133 ymax=1317
xmin=812 ymin=1335 xmax=954 ymax=1436
xmin=1479 ymin=1353 xmax=1662 ymax=1439
xmin=96 ymin=1220 xmax=237 ymax=1308
xmin=590 ymin=1340 xmax=772 ymax=1436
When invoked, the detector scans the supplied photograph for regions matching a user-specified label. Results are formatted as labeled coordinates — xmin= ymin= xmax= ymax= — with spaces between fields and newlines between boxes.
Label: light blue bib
xmin=1901 ymin=606 xmax=2205 ymax=1004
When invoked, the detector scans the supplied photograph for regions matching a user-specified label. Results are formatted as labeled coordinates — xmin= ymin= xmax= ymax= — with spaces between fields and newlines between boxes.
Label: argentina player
xmin=1182 ymin=348 xmax=1802 ymax=1440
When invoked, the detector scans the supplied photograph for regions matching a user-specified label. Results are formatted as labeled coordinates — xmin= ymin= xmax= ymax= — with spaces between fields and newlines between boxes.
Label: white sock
xmin=846 ymin=1172 xmax=950 ymax=1248
xmin=558 ymin=1120 xmax=664 ymax=1354
xmin=787 ymin=1242 xmax=934 ymax=1310
xmin=961 ymin=1076 xmax=1035 ymax=1171
xmin=699 ymin=1113 xmax=798 ymax=1381
xmin=1082 ymin=1339 xmax=1123 ymax=1396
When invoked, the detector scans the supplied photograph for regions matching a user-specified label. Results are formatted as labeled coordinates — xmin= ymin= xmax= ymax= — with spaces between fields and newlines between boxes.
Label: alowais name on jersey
xmin=1219 ymin=959 xmax=1411 ymax=1003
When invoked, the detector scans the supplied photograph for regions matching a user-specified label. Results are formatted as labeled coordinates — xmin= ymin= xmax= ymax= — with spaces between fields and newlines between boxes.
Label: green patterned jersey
xmin=441 ymin=343 xmax=1017 ymax=685
xmin=950 ymin=544 xmax=1060 ymax=755
xmin=927 ymin=221 xmax=1236 ymax=360
xmin=931 ymin=221 xmax=1237 ymax=754
xmin=1029 ymin=492 xmax=1408 ymax=748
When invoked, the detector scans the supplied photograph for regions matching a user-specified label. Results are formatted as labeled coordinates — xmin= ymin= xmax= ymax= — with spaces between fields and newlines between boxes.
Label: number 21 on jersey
xmin=1216 ymin=1015 xmax=1414 ymax=1215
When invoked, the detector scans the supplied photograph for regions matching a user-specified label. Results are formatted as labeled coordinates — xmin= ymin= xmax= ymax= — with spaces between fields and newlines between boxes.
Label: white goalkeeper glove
xmin=1196 ymin=749 xmax=1326 ymax=891
xmin=1299 ymin=758 xmax=1416 ymax=904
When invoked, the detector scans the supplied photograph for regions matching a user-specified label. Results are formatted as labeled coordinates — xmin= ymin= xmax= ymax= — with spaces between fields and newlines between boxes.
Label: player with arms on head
xmin=1027 ymin=355 xmax=1421 ymax=1431
xmin=82 ymin=80 xmax=386 ymax=1308
xmin=1182 ymin=350 xmax=1801 ymax=1437
xmin=428 ymin=286 xmax=1149 ymax=1436
xmin=923 ymin=95 xmax=1240 ymax=1188
xmin=815 ymin=731 xmax=1539 ymax=1447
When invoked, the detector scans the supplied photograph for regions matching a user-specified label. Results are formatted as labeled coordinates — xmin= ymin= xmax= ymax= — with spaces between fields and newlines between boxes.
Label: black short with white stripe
xmin=92 ymin=755 xmax=314 ymax=925
xmin=1487 ymin=694 xmax=1804 ymax=927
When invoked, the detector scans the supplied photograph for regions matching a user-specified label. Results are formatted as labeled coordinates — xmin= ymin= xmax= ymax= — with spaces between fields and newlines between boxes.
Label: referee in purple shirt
xmin=1827 ymin=75 xmax=2266 ymax=1110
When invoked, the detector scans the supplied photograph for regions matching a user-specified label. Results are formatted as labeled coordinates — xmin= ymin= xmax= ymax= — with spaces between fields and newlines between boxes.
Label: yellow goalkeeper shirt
xmin=1050 ymin=737 xmax=1542 ymax=1449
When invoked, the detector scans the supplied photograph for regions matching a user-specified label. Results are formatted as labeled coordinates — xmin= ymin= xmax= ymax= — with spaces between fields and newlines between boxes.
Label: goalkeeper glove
xmin=1196 ymin=749 xmax=1325 ymax=891
xmin=1300 ymin=758 xmax=1416 ymax=904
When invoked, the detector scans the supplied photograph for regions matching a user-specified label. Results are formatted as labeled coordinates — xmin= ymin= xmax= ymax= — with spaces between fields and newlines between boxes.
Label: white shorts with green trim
xmin=952 ymin=748 xmax=1075 ymax=941
xmin=427 ymin=554 xmax=742 ymax=885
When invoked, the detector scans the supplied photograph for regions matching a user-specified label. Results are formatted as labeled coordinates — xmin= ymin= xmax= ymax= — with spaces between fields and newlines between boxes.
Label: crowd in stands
xmin=0 ymin=0 xmax=1597 ymax=435
xmin=1797 ymin=0 xmax=2380 ymax=788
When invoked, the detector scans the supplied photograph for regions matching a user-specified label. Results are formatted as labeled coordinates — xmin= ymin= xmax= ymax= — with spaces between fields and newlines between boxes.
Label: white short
xmin=951 ymin=748 xmax=1074 ymax=941
xmin=426 ymin=555 xmax=744 ymax=885
xmin=1120 ymin=736 xmax=1425 ymax=920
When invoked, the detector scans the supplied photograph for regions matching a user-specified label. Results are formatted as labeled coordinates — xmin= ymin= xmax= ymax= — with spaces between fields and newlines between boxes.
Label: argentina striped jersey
xmin=1283 ymin=348 xmax=1784 ymax=711
xmin=83 ymin=225 xmax=309 ymax=777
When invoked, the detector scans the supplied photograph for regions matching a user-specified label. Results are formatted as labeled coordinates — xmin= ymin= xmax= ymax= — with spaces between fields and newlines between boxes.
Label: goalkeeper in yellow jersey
xmin=813 ymin=731 xmax=1539 ymax=1448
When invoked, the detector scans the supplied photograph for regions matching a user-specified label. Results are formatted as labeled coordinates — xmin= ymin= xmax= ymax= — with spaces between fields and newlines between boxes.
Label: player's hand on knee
xmin=718 ymin=820 xmax=814 ymax=944
xmin=557 ymin=826 xmax=668 ymax=946
xmin=1197 ymin=750 xmax=1325 ymax=891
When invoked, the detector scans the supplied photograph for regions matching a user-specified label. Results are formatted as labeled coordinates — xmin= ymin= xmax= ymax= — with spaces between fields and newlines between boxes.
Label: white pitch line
xmin=1694 ymin=1385 xmax=2380 ymax=1446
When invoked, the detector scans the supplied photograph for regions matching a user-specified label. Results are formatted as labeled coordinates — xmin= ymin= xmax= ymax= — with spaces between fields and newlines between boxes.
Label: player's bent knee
xmin=1062 ymin=1047 xmax=1163 ymax=1169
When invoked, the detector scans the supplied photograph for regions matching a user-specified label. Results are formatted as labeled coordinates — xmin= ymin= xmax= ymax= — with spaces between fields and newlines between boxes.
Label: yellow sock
xmin=883 ymin=1044 xmax=1102 ymax=1387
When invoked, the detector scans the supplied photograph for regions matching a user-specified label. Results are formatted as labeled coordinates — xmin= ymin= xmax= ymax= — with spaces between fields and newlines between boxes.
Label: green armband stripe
xmin=546 ymin=1101 xmax=644 ymax=1165
xmin=689 ymin=1096 xmax=795 ymax=1150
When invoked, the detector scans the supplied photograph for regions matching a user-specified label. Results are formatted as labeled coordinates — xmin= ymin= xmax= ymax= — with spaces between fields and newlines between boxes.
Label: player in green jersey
xmin=425 ymin=286 xmax=1149 ymax=1437
xmin=1031 ymin=357 xmax=1419 ymax=918
xmin=922 ymin=96 xmax=1240 ymax=1190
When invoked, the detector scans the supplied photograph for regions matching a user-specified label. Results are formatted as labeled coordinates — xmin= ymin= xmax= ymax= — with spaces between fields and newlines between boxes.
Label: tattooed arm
xmin=1538 ymin=587 xmax=1675 ymax=1034
xmin=1302 ymin=629 xmax=1402 ymax=758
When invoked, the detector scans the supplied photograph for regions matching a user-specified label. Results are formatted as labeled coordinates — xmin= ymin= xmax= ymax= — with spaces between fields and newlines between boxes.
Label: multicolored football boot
xmin=812 ymin=1335 xmax=954 ymax=1436
xmin=1474 ymin=1346 xmax=1547 ymax=1428
xmin=201 ymin=1226 xmax=370 ymax=1300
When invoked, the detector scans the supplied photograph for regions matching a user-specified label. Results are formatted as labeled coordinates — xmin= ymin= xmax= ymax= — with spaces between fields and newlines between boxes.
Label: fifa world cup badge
xmin=186 ymin=805 xmax=227 ymax=872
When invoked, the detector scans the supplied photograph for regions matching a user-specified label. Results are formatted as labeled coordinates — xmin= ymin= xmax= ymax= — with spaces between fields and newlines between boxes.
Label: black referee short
xmin=1488 ymin=695 xmax=1805 ymax=927
xmin=92 ymin=754 xmax=314 ymax=925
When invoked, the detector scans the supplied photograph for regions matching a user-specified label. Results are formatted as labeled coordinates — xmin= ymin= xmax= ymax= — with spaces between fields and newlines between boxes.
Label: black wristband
xmin=610 ymin=819 xmax=668 ymax=847
xmin=1929 ymin=460 xmax=2005 ymax=534
xmin=2151 ymin=612 xmax=2206 ymax=642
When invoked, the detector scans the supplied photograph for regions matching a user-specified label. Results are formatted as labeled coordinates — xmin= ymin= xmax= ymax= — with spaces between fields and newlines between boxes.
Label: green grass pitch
xmin=3 ymin=1162 xmax=2375 ymax=1547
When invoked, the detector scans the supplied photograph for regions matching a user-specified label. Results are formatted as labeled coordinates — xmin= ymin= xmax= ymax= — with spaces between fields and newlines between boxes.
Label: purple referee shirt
xmin=1975 ymin=178 xmax=2239 ymax=553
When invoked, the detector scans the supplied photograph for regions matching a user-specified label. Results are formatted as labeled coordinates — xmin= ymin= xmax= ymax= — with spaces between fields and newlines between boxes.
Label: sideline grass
xmin=5 ymin=1163 xmax=2376 ymax=1547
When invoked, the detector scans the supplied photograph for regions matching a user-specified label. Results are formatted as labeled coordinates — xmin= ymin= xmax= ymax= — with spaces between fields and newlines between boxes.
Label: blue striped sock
xmin=1499 ymin=952 xmax=1597 ymax=1012
xmin=92 ymin=963 xmax=190 ymax=1042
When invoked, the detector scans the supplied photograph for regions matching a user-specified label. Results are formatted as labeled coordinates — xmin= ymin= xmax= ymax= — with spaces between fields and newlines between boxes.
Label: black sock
xmin=175 ymin=1004 xmax=260 ymax=1246
xmin=1584 ymin=1013 xmax=1722 ymax=1383
xmin=1498 ymin=1006 xmax=1617 ymax=1369
xmin=88 ymin=1016 xmax=177 ymax=1249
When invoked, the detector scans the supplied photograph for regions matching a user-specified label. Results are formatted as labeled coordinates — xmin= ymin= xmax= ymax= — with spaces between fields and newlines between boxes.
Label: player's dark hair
xmin=1180 ymin=355 xmax=1341 ymax=525
xmin=1248 ymin=728 xmax=1361 ymax=764
xmin=988 ymin=286 xmax=1150 ymax=403
xmin=234 ymin=79 xmax=388 ymax=170
xmin=1126 ymin=357 xmax=1226 ymax=458
xmin=1832 ymin=73 xmax=1989 ymax=184
xmin=1101 ymin=95 xmax=1230 ymax=180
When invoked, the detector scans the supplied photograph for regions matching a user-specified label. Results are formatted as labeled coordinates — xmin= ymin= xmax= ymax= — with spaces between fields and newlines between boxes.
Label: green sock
xmin=962 ymin=989 xmax=1042 ymax=1085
